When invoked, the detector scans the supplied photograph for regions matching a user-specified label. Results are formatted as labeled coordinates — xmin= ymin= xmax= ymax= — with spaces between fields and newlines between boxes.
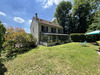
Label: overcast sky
xmin=0 ymin=0 xmax=73 ymax=33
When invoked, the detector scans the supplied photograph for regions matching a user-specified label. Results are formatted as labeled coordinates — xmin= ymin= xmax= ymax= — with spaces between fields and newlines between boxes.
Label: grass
xmin=3 ymin=42 xmax=100 ymax=75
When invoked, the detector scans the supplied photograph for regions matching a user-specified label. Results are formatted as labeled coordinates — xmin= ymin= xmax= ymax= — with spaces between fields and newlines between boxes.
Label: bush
xmin=26 ymin=34 xmax=37 ymax=48
xmin=70 ymin=33 xmax=100 ymax=42
xmin=2 ymin=34 xmax=37 ymax=57
xmin=70 ymin=33 xmax=86 ymax=42
xmin=2 ymin=26 xmax=37 ymax=58
xmin=2 ymin=39 xmax=15 ymax=57
xmin=86 ymin=35 xmax=100 ymax=42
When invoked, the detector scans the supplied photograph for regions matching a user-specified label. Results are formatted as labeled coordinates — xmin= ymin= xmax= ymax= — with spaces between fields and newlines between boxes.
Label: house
xmin=30 ymin=13 xmax=69 ymax=46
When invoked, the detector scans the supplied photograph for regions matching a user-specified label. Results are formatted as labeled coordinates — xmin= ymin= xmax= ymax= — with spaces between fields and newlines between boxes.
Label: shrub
xmin=70 ymin=33 xmax=86 ymax=42
xmin=70 ymin=33 xmax=100 ymax=42
xmin=2 ymin=39 xmax=15 ymax=57
xmin=86 ymin=35 xmax=100 ymax=42
xmin=2 ymin=26 xmax=37 ymax=58
xmin=26 ymin=34 xmax=37 ymax=48
xmin=0 ymin=21 xmax=6 ymax=74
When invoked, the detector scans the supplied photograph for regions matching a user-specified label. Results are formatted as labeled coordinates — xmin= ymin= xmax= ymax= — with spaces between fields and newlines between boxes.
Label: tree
xmin=0 ymin=21 xmax=6 ymax=74
xmin=0 ymin=21 xmax=6 ymax=49
xmin=87 ymin=9 xmax=100 ymax=32
xmin=2 ymin=26 xmax=37 ymax=57
xmin=54 ymin=1 xmax=72 ymax=33
xmin=26 ymin=34 xmax=37 ymax=48
xmin=72 ymin=0 xmax=99 ymax=33
xmin=2 ymin=26 xmax=27 ymax=56
xmin=0 ymin=21 xmax=6 ymax=53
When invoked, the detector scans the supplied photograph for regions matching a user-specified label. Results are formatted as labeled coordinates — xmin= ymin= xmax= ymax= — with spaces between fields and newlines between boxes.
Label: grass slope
xmin=4 ymin=42 xmax=100 ymax=75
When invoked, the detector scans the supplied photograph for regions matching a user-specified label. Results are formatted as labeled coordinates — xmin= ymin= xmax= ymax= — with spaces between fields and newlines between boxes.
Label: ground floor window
xmin=47 ymin=36 xmax=52 ymax=43
xmin=40 ymin=35 xmax=47 ymax=42
xmin=40 ymin=34 xmax=69 ymax=43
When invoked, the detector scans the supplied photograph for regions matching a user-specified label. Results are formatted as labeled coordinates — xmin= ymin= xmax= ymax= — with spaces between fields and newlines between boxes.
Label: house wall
xmin=38 ymin=23 xmax=63 ymax=33
xmin=30 ymin=18 xmax=39 ymax=45
xmin=38 ymin=23 xmax=63 ymax=45
xmin=30 ymin=19 xmax=63 ymax=45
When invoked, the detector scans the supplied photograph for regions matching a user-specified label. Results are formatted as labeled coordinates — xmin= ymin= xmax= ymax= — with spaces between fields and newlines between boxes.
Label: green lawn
xmin=3 ymin=42 xmax=100 ymax=75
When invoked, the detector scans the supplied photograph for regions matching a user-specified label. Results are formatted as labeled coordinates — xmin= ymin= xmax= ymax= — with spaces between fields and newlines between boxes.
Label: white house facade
xmin=30 ymin=13 xmax=69 ymax=46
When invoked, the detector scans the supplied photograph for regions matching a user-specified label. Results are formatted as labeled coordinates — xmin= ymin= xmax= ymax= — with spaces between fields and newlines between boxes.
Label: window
xmin=58 ymin=29 xmax=62 ymax=33
xmin=60 ymin=29 xmax=62 ymax=33
xmin=41 ymin=26 xmax=43 ymax=32
xmin=51 ymin=27 xmax=56 ymax=33
xmin=51 ymin=27 xmax=53 ymax=33
xmin=41 ymin=35 xmax=47 ymax=42
xmin=41 ymin=25 xmax=45 ymax=32
xmin=33 ymin=28 xmax=34 ymax=32
xmin=46 ymin=27 xmax=48 ymax=32
xmin=54 ymin=28 xmax=56 ymax=33
xmin=52 ymin=36 xmax=56 ymax=42
xmin=41 ymin=26 xmax=48 ymax=32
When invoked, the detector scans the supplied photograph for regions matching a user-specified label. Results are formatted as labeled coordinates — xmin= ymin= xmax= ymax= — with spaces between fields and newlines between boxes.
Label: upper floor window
xmin=41 ymin=26 xmax=44 ymax=32
xmin=41 ymin=25 xmax=48 ymax=32
xmin=54 ymin=28 xmax=56 ymax=33
xmin=58 ymin=29 xmax=62 ymax=33
xmin=51 ymin=27 xmax=53 ymax=33
xmin=46 ymin=27 xmax=48 ymax=32
xmin=33 ymin=28 xmax=34 ymax=32
xmin=51 ymin=27 xmax=56 ymax=33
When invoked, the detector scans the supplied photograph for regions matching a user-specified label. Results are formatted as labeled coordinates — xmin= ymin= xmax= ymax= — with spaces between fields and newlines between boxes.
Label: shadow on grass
xmin=0 ymin=62 xmax=7 ymax=75
xmin=82 ymin=45 xmax=89 ymax=47
xmin=91 ymin=42 xmax=99 ymax=46
xmin=47 ymin=42 xmax=70 ymax=47
xmin=96 ymin=50 xmax=100 ymax=52
xmin=2 ymin=46 xmax=38 ymax=61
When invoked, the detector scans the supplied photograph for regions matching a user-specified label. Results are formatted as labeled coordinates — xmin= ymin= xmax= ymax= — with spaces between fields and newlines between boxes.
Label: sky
xmin=0 ymin=0 xmax=73 ymax=33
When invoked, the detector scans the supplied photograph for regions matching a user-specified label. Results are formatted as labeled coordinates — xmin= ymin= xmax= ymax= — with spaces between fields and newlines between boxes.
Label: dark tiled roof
xmin=33 ymin=17 xmax=63 ymax=28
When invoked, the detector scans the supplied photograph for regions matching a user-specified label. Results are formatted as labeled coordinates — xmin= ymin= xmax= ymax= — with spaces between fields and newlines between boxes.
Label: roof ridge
xmin=33 ymin=17 xmax=63 ymax=28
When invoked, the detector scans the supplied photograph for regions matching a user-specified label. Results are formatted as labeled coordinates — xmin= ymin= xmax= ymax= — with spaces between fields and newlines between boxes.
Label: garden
xmin=0 ymin=23 xmax=100 ymax=75
xmin=0 ymin=0 xmax=100 ymax=75
xmin=2 ymin=42 xmax=100 ymax=75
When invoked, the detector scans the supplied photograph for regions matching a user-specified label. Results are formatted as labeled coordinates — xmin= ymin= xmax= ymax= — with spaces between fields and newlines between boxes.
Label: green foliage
xmin=73 ymin=1 xmax=92 ymax=33
xmin=70 ymin=33 xmax=100 ymax=42
xmin=87 ymin=10 xmax=100 ymax=32
xmin=54 ymin=0 xmax=100 ymax=33
xmin=27 ymin=34 xmax=37 ymax=47
xmin=70 ymin=33 xmax=86 ymax=42
xmin=0 ymin=21 xmax=6 ymax=74
xmin=54 ymin=1 xmax=72 ymax=33
xmin=72 ymin=0 xmax=99 ymax=33
xmin=2 ymin=27 xmax=37 ymax=57
xmin=0 ymin=21 xmax=6 ymax=48
xmin=2 ymin=39 xmax=15 ymax=57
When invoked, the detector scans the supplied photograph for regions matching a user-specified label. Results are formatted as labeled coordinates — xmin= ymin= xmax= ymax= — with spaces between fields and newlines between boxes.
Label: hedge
xmin=70 ymin=33 xmax=100 ymax=42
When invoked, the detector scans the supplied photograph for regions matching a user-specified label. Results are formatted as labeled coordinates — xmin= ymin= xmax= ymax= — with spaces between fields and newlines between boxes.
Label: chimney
xmin=35 ymin=13 xmax=37 ymax=19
